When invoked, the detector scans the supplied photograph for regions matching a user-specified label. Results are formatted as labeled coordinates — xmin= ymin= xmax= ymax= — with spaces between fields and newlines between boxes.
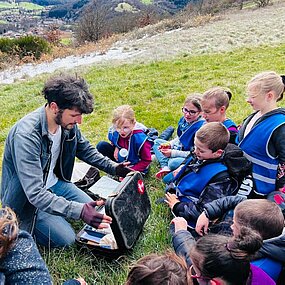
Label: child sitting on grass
xmin=97 ymin=105 xmax=152 ymax=174
xmin=201 ymin=87 xmax=238 ymax=144
xmin=153 ymin=94 xmax=204 ymax=179
xmin=125 ymin=251 xmax=191 ymax=285
xmin=164 ymin=122 xmax=249 ymax=226
xmin=173 ymin=197 xmax=284 ymax=282
xmin=237 ymin=71 xmax=285 ymax=196
xmin=189 ymin=227 xmax=275 ymax=285
xmin=0 ymin=207 xmax=85 ymax=285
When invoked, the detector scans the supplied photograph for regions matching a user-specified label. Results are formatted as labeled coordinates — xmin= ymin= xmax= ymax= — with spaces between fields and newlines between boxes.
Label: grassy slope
xmin=0 ymin=42 xmax=284 ymax=284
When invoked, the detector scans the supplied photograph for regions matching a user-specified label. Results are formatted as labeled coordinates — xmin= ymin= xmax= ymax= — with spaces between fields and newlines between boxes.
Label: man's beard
xmin=55 ymin=110 xmax=75 ymax=130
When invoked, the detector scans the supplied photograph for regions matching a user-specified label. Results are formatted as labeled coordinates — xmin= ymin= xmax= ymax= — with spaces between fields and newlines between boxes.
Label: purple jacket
xmin=250 ymin=264 xmax=275 ymax=285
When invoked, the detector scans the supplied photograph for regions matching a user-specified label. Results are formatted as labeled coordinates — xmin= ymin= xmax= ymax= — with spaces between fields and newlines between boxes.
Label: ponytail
xmin=278 ymin=75 xmax=285 ymax=102
xmin=190 ymin=229 xmax=262 ymax=285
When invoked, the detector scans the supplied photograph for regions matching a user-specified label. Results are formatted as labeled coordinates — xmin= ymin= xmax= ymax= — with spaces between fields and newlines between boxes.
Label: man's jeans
xmin=34 ymin=180 xmax=92 ymax=248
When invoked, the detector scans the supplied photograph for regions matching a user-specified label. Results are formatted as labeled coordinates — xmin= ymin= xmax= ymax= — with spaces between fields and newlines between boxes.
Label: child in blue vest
xmin=97 ymin=105 xmax=152 ymax=174
xmin=237 ymin=71 xmax=285 ymax=197
xmin=201 ymin=87 xmax=238 ymax=144
xmin=164 ymin=122 xmax=247 ymax=226
xmin=153 ymin=94 xmax=204 ymax=179
xmin=173 ymin=197 xmax=284 ymax=282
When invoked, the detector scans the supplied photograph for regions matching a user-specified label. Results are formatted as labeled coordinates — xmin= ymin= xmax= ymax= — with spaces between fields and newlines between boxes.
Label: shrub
xmin=16 ymin=35 xmax=50 ymax=59
xmin=0 ymin=35 xmax=50 ymax=60
xmin=0 ymin=37 xmax=16 ymax=54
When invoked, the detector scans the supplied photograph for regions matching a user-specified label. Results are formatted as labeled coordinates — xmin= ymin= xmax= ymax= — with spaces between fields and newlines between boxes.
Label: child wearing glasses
xmin=237 ymin=71 xmax=285 ymax=196
xmin=125 ymin=251 xmax=191 ymax=285
xmin=173 ymin=197 xmax=284 ymax=282
xmin=153 ymin=94 xmax=204 ymax=179
xmin=189 ymin=228 xmax=275 ymax=285
xmin=97 ymin=105 xmax=152 ymax=173
xmin=201 ymin=87 xmax=238 ymax=144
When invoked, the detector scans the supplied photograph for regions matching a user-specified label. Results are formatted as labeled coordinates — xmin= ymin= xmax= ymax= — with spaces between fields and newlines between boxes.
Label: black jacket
xmin=172 ymin=144 xmax=251 ymax=224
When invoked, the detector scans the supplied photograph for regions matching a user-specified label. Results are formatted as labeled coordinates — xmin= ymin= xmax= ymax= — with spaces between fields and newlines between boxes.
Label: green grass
xmin=0 ymin=1 xmax=43 ymax=10
xmin=19 ymin=2 xmax=44 ymax=10
xmin=0 ymin=42 xmax=285 ymax=284
xmin=140 ymin=0 xmax=153 ymax=4
xmin=60 ymin=37 xmax=72 ymax=46
xmin=0 ymin=1 xmax=13 ymax=8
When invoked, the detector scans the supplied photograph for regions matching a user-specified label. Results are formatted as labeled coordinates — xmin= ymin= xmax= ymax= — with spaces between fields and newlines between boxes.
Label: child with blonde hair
xmin=237 ymin=71 xmax=285 ymax=196
xmin=97 ymin=105 xmax=152 ymax=173
xmin=201 ymin=87 xmax=238 ymax=143
xmin=153 ymin=94 xmax=204 ymax=179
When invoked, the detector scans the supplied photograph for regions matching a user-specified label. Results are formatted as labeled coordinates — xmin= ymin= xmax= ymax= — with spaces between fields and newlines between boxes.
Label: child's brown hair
xmin=184 ymin=94 xmax=202 ymax=112
xmin=235 ymin=199 xmax=284 ymax=240
xmin=195 ymin=122 xmax=230 ymax=152
xmin=190 ymin=227 xmax=262 ymax=285
xmin=125 ymin=251 xmax=191 ymax=285
xmin=0 ymin=207 xmax=19 ymax=258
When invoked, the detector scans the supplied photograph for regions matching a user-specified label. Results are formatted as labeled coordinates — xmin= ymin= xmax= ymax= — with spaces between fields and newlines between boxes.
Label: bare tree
xmin=253 ymin=0 xmax=271 ymax=7
xmin=75 ymin=0 xmax=109 ymax=43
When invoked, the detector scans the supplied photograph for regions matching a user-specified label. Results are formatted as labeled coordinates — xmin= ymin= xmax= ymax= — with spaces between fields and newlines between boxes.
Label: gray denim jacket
xmin=0 ymin=106 xmax=117 ymax=232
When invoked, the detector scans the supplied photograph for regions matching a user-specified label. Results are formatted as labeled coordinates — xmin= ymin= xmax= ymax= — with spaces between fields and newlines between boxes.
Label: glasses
xmin=190 ymin=265 xmax=218 ymax=285
xmin=182 ymin=107 xmax=200 ymax=115
xmin=116 ymin=126 xmax=132 ymax=133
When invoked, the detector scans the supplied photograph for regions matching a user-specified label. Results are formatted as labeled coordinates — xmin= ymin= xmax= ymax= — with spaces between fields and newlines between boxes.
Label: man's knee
xmin=35 ymin=229 xmax=76 ymax=248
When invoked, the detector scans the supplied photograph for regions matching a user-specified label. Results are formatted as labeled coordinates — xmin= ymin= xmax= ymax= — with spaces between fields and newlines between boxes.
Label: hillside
xmin=1 ymin=1 xmax=285 ymax=84
xmin=0 ymin=2 xmax=285 ymax=285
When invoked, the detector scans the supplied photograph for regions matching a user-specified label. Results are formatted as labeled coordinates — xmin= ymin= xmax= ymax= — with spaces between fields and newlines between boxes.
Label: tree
xmin=75 ymin=0 xmax=109 ymax=43
xmin=253 ymin=0 xmax=270 ymax=7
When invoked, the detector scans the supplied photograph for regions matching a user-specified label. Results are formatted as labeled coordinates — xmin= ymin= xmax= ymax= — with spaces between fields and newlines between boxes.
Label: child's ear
xmin=220 ymin=106 xmax=226 ymax=113
xmin=213 ymin=149 xmax=224 ymax=158
xmin=267 ymin=91 xmax=275 ymax=101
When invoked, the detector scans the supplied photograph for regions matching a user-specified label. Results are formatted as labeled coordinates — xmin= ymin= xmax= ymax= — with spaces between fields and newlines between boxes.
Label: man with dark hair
xmin=1 ymin=74 xmax=131 ymax=248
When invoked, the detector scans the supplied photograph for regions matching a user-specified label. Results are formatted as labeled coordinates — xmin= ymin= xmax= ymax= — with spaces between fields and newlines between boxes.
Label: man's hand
xmin=165 ymin=192 xmax=179 ymax=209
xmin=171 ymin=217 xmax=188 ymax=233
xmin=115 ymin=162 xmax=132 ymax=177
xmin=80 ymin=201 xmax=112 ymax=228
xmin=195 ymin=211 xmax=209 ymax=236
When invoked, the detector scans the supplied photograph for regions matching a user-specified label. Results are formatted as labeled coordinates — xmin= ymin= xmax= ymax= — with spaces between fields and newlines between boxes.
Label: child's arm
xmin=130 ymin=140 xmax=152 ymax=172
xmin=171 ymin=217 xmax=195 ymax=267
xmin=271 ymin=125 xmax=285 ymax=190
xmin=202 ymin=195 xmax=247 ymax=220
xmin=195 ymin=195 xmax=246 ymax=236
xmin=170 ymin=149 xmax=191 ymax=158
xmin=114 ymin=147 xmax=119 ymax=161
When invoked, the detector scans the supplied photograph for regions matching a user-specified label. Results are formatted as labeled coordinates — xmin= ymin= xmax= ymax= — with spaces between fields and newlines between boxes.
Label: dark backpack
xmin=222 ymin=143 xmax=252 ymax=187
xmin=74 ymin=166 xmax=101 ymax=200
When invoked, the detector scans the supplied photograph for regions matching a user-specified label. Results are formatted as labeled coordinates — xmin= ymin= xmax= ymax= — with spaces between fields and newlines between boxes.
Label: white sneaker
xmin=151 ymin=154 xmax=157 ymax=162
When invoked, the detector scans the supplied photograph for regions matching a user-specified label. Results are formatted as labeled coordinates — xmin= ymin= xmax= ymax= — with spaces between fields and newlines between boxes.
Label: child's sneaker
xmin=155 ymin=166 xmax=171 ymax=179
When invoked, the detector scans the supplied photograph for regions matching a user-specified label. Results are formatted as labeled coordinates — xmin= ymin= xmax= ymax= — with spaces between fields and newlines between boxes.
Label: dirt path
xmin=0 ymin=2 xmax=284 ymax=84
